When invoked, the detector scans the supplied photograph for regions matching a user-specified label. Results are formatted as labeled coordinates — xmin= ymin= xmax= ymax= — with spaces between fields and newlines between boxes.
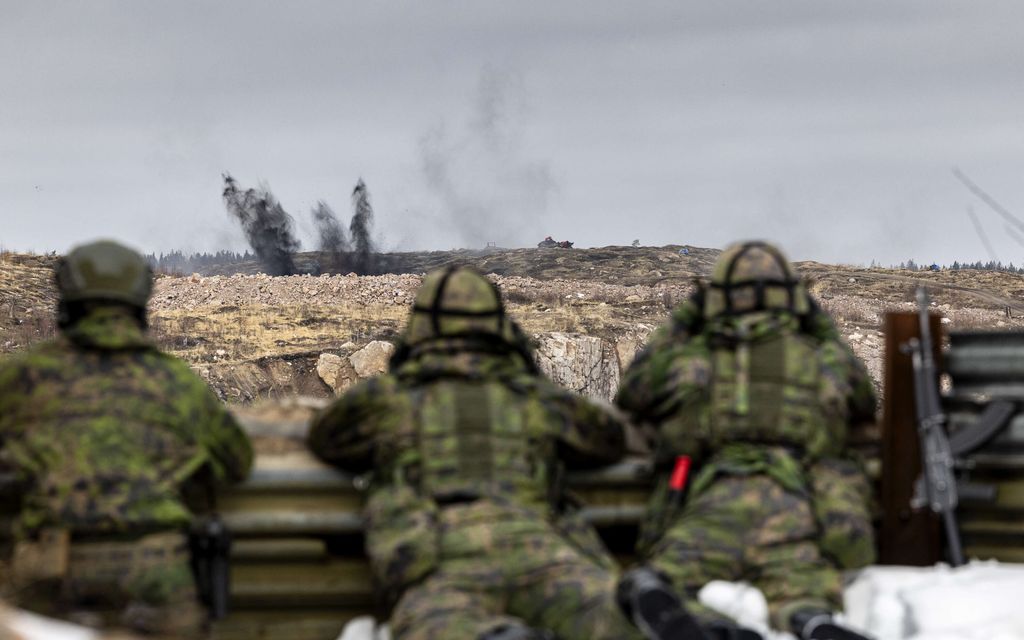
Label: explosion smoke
xmin=311 ymin=200 xmax=350 ymax=272
xmin=417 ymin=67 xmax=556 ymax=248
xmin=349 ymin=179 xmax=378 ymax=274
xmin=966 ymin=206 xmax=998 ymax=262
xmin=1006 ymin=223 xmax=1024 ymax=250
xmin=953 ymin=167 xmax=1024 ymax=234
xmin=222 ymin=173 xmax=300 ymax=276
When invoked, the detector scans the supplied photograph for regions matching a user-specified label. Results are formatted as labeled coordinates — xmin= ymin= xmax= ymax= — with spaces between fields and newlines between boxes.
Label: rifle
xmin=189 ymin=514 xmax=232 ymax=620
xmin=903 ymin=287 xmax=964 ymax=566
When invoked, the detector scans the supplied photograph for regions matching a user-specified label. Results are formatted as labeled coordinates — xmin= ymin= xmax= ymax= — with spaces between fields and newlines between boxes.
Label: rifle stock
xmin=190 ymin=514 xmax=233 ymax=620
xmin=905 ymin=287 xmax=965 ymax=566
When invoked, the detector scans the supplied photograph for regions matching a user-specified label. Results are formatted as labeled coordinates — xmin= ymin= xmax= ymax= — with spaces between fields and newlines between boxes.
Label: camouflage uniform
xmin=0 ymin=241 xmax=253 ymax=636
xmin=616 ymin=242 xmax=877 ymax=633
xmin=309 ymin=266 xmax=641 ymax=640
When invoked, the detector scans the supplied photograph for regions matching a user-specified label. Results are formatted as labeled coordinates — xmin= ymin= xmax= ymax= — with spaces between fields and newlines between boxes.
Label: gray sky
xmin=2 ymin=1 xmax=1023 ymax=265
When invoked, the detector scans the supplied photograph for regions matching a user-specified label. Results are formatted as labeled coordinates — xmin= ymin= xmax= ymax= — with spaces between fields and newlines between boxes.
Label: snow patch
xmin=846 ymin=561 xmax=1024 ymax=640
xmin=337 ymin=616 xmax=390 ymax=640
xmin=698 ymin=580 xmax=795 ymax=639
xmin=5 ymin=608 xmax=99 ymax=640
xmin=335 ymin=562 xmax=1024 ymax=640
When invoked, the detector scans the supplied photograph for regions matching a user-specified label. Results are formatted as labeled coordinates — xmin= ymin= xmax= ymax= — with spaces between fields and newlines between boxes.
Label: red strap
xmin=669 ymin=455 xmax=692 ymax=492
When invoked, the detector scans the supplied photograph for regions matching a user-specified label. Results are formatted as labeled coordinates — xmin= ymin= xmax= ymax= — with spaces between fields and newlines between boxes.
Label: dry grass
xmin=148 ymin=297 xmax=664 ymax=364
xmin=150 ymin=303 xmax=407 ymax=363
xmin=3 ymin=249 xmax=1023 ymax=405
xmin=0 ymin=314 xmax=58 ymax=353
xmin=817 ymin=295 xmax=882 ymax=326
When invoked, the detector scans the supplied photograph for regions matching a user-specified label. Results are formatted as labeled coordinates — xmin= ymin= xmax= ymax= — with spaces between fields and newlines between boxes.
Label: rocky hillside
xmin=3 ymin=246 xmax=1024 ymax=404
xmin=196 ymin=244 xmax=722 ymax=285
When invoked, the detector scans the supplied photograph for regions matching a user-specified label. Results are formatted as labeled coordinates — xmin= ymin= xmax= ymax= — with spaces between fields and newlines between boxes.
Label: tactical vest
xmin=411 ymin=380 xmax=551 ymax=507
xmin=706 ymin=322 xmax=845 ymax=460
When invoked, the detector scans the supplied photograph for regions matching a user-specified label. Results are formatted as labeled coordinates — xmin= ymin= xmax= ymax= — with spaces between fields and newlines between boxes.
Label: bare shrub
xmin=661 ymin=290 xmax=675 ymax=310
xmin=1 ymin=314 xmax=58 ymax=353
xmin=503 ymin=287 xmax=563 ymax=308
xmin=817 ymin=296 xmax=880 ymax=325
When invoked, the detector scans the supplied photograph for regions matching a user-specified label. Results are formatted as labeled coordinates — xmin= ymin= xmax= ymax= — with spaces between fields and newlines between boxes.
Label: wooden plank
xmin=964 ymin=545 xmax=1024 ymax=563
xmin=880 ymin=311 xmax=943 ymax=565
xmin=960 ymin=518 xmax=1024 ymax=536
xmin=213 ymin=609 xmax=356 ymax=640
xmin=231 ymin=558 xmax=374 ymax=608
xmin=232 ymin=538 xmax=328 ymax=561
xmin=966 ymin=479 xmax=1024 ymax=510
xmin=223 ymin=510 xmax=365 ymax=536
xmin=218 ymin=491 xmax=362 ymax=514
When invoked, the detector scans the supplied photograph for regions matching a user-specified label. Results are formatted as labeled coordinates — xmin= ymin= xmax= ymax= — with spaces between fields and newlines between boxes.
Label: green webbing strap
xmin=454 ymin=383 xmax=492 ymax=484
xmin=712 ymin=241 xmax=800 ymax=316
xmin=410 ymin=266 xmax=506 ymax=336
xmin=754 ymin=332 xmax=788 ymax=426
xmin=429 ymin=267 xmax=457 ymax=336
xmin=735 ymin=342 xmax=750 ymax=416
xmin=692 ymin=445 xmax=806 ymax=498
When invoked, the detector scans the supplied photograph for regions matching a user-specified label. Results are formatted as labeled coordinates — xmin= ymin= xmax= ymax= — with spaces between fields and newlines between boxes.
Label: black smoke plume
xmin=349 ymin=179 xmax=378 ymax=273
xmin=222 ymin=173 xmax=300 ymax=276
xmin=311 ymin=200 xmax=350 ymax=272
xmin=415 ymin=68 xmax=556 ymax=249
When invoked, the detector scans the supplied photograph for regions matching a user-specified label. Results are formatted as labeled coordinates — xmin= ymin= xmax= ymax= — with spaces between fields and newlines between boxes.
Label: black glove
xmin=477 ymin=623 xmax=554 ymax=640
xmin=790 ymin=609 xmax=874 ymax=640
xmin=704 ymin=620 xmax=765 ymax=640
xmin=617 ymin=566 xmax=710 ymax=640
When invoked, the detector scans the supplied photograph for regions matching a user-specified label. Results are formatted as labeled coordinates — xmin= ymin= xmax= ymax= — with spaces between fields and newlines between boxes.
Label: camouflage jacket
xmin=309 ymin=344 xmax=627 ymax=510
xmin=616 ymin=293 xmax=876 ymax=479
xmin=0 ymin=307 xmax=253 ymax=536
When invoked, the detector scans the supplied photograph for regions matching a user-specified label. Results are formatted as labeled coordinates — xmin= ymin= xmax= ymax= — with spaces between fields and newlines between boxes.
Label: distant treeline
xmin=882 ymin=259 xmax=1024 ymax=274
xmin=146 ymin=250 xmax=253 ymax=274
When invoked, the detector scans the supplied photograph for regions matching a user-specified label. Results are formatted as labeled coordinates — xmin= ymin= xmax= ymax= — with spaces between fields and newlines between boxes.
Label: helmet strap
xmin=711 ymin=241 xmax=802 ymax=317
xmin=57 ymin=300 xmax=147 ymax=331
xmin=411 ymin=266 xmax=506 ymax=337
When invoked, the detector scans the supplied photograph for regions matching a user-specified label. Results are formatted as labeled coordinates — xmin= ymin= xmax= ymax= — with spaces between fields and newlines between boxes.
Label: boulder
xmin=534 ymin=332 xmax=620 ymax=402
xmin=316 ymin=353 xmax=357 ymax=394
xmin=615 ymin=338 xmax=641 ymax=371
xmin=349 ymin=341 xmax=395 ymax=379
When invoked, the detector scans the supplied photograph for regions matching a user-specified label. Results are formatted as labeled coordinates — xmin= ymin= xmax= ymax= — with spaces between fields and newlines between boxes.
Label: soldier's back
xmin=0 ymin=323 xmax=236 ymax=535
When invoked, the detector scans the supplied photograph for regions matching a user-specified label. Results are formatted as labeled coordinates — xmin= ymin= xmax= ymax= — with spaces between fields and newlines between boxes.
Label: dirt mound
xmin=198 ymin=244 xmax=721 ymax=284
xmin=151 ymin=272 xmax=423 ymax=311
xmin=4 ymin=247 xmax=1024 ymax=403
xmin=150 ymin=272 xmax=692 ymax=312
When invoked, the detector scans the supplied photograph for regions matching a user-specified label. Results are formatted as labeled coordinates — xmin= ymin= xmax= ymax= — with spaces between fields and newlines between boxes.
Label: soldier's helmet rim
xmin=405 ymin=265 xmax=512 ymax=345
xmin=705 ymin=241 xmax=809 ymax=317
xmin=56 ymin=239 xmax=153 ymax=308
xmin=711 ymin=241 xmax=797 ymax=285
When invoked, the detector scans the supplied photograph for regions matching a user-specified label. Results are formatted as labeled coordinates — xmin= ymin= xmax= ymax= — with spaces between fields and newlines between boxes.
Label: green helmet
xmin=703 ymin=241 xmax=811 ymax=318
xmin=55 ymin=240 xmax=153 ymax=309
xmin=404 ymin=266 xmax=519 ymax=347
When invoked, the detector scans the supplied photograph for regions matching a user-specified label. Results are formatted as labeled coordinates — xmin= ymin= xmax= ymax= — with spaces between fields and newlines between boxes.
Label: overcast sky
xmin=2 ymin=1 xmax=1023 ymax=265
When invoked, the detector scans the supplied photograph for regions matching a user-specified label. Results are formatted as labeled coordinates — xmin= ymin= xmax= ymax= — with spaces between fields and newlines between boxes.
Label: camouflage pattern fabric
xmin=809 ymin=456 xmax=876 ymax=570
xmin=617 ymin=308 xmax=874 ymax=468
xmin=310 ymin=269 xmax=640 ymax=638
xmin=646 ymin=473 xmax=841 ymax=629
xmin=389 ymin=499 xmax=634 ymax=640
xmin=617 ymin=280 xmax=877 ymax=632
xmin=0 ymin=305 xmax=252 ymax=635
xmin=0 ymin=306 xmax=253 ymax=536
xmin=16 ymin=531 xmax=204 ymax=637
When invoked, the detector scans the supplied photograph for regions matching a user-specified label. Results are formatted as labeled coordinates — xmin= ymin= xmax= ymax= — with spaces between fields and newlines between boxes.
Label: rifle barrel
xmin=910 ymin=287 xmax=966 ymax=566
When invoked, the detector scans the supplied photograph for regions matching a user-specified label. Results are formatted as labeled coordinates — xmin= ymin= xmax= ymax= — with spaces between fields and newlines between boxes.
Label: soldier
xmin=0 ymin=240 xmax=253 ymax=637
xmin=617 ymin=241 xmax=877 ymax=640
xmin=309 ymin=266 xmax=683 ymax=640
